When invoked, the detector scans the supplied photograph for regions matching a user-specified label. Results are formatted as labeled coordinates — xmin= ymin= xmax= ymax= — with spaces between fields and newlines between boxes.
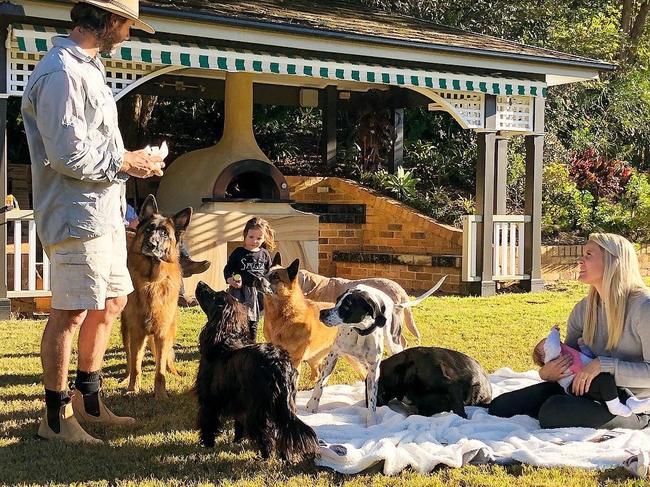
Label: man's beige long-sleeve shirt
xmin=21 ymin=36 xmax=127 ymax=246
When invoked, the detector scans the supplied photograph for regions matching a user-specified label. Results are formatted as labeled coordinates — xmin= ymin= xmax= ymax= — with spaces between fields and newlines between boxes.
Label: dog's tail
xmin=276 ymin=371 xmax=320 ymax=463
xmin=277 ymin=411 xmax=320 ymax=464
xmin=401 ymin=308 xmax=421 ymax=344
xmin=396 ymin=275 xmax=447 ymax=309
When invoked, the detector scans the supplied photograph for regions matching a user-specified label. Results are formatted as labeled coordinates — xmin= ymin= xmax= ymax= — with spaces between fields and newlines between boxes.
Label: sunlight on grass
xmin=0 ymin=280 xmax=643 ymax=486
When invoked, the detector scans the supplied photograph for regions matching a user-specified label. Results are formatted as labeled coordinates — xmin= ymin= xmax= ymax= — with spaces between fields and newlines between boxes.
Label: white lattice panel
xmin=7 ymin=43 xmax=155 ymax=96
xmin=496 ymin=95 xmax=534 ymax=132
xmin=7 ymin=50 xmax=41 ymax=95
xmin=431 ymin=90 xmax=484 ymax=129
xmin=104 ymin=59 xmax=157 ymax=93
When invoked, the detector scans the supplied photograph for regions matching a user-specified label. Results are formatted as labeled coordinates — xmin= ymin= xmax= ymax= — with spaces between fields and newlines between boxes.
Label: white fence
xmin=5 ymin=209 xmax=51 ymax=298
xmin=462 ymin=214 xmax=531 ymax=282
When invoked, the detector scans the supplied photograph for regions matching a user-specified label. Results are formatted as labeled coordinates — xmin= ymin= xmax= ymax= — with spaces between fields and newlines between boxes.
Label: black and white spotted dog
xmin=305 ymin=277 xmax=446 ymax=426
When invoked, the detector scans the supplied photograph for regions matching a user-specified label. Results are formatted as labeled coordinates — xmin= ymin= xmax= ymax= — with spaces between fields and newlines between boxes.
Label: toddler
xmin=534 ymin=326 xmax=650 ymax=417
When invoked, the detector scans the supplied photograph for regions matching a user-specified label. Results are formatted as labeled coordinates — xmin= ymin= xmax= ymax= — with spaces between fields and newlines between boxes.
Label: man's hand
xmin=571 ymin=358 xmax=601 ymax=396
xmin=539 ymin=354 xmax=573 ymax=382
xmin=121 ymin=149 xmax=165 ymax=178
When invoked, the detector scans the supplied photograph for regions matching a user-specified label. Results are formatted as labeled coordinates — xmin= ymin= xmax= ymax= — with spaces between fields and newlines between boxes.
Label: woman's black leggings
xmin=488 ymin=379 xmax=650 ymax=430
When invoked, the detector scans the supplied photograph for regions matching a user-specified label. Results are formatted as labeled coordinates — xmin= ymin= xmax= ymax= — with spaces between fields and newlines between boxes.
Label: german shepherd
xmin=255 ymin=254 xmax=339 ymax=380
xmin=121 ymin=194 xmax=192 ymax=399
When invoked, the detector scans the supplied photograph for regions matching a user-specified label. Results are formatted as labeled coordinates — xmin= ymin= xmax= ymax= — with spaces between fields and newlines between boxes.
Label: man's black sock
xmin=44 ymin=389 xmax=70 ymax=433
xmin=75 ymin=370 xmax=101 ymax=417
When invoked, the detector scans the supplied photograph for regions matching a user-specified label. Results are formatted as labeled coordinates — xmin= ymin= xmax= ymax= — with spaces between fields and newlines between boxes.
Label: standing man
xmin=21 ymin=0 xmax=162 ymax=443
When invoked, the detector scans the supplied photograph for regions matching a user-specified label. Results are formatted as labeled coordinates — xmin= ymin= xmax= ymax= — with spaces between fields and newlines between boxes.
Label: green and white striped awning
xmin=11 ymin=24 xmax=548 ymax=97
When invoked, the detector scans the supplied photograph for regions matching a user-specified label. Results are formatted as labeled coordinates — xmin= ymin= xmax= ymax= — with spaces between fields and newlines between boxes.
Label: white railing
xmin=462 ymin=214 xmax=531 ymax=282
xmin=5 ymin=209 xmax=51 ymax=298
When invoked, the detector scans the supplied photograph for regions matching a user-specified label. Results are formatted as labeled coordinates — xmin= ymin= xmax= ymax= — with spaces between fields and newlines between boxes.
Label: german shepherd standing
xmin=255 ymin=254 xmax=339 ymax=380
xmin=121 ymin=194 xmax=192 ymax=399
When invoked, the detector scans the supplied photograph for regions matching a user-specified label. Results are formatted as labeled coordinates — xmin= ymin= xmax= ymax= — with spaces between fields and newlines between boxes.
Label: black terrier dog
xmin=195 ymin=281 xmax=320 ymax=463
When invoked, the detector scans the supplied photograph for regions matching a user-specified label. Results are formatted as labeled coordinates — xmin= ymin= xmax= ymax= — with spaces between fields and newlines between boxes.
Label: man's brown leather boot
xmin=37 ymin=402 xmax=102 ymax=444
xmin=180 ymin=256 xmax=211 ymax=278
xmin=71 ymin=390 xmax=136 ymax=427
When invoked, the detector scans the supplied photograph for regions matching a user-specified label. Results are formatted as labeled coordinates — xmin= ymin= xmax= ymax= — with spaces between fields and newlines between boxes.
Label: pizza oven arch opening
xmin=211 ymin=159 xmax=290 ymax=201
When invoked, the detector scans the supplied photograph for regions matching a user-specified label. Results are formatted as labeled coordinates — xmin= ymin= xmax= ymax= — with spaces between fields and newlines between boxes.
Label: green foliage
xmin=597 ymin=173 xmax=650 ymax=241
xmin=542 ymin=162 xmax=593 ymax=240
xmin=541 ymin=159 xmax=650 ymax=242
xmin=253 ymin=105 xmax=322 ymax=164
xmin=383 ymin=167 xmax=420 ymax=199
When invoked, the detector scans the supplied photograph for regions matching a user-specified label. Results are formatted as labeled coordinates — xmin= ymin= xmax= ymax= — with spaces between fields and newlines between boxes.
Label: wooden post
xmin=462 ymin=95 xmax=497 ymax=296
xmin=494 ymin=135 xmax=508 ymax=215
xmin=388 ymin=108 xmax=404 ymax=174
xmin=1 ymin=20 xmax=11 ymax=318
xmin=522 ymin=96 xmax=545 ymax=292
xmin=322 ymin=85 xmax=337 ymax=168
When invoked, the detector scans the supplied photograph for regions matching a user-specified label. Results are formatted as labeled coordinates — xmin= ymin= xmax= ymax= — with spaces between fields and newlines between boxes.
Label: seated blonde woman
xmin=489 ymin=233 xmax=650 ymax=429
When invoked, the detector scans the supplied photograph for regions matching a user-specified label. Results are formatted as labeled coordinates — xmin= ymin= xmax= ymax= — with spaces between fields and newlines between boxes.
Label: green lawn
xmin=0 ymin=281 xmax=647 ymax=486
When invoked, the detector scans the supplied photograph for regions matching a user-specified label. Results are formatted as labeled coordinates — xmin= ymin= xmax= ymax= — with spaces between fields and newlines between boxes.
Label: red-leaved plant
xmin=569 ymin=148 xmax=632 ymax=202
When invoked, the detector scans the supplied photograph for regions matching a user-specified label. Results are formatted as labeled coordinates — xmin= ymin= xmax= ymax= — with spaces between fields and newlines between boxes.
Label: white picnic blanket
xmin=296 ymin=368 xmax=650 ymax=475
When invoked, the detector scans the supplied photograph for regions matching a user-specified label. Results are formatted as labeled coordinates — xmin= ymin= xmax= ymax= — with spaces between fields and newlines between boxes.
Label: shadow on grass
xmin=0 ymin=388 xmax=323 ymax=485
xmin=0 ymin=391 xmax=42 ymax=402
xmin=99 ymin=344 xmax=199 ymax=384
xmin=0 ymin=372 xmax=42 ymax=388
xmin=0 ymin=351 xmax=41 ymax=359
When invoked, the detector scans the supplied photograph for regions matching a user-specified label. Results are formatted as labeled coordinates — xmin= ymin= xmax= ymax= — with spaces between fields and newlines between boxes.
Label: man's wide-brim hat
xmin=73 ymin=0 xmax=155 ymax=34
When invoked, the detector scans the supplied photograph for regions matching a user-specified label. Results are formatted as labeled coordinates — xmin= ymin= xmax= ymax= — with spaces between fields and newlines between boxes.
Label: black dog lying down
xmin=377 ymin=347 xmax=492 ymax=418
xmin=194 ymin=281 xmax=319 ymax=463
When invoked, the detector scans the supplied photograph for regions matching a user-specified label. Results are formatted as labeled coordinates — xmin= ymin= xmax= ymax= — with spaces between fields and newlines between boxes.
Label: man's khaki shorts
xmin=45 ymin=226 xmax=134 ymax=310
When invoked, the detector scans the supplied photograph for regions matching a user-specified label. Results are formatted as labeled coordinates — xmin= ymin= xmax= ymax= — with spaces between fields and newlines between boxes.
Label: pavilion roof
xmin=141 ymin=0 xmax=612 ymax=69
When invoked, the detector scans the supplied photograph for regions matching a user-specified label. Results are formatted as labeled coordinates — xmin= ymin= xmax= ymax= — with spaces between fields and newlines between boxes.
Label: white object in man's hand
xmin=145 ymin=141 xmax=169 ymax=160
xmin=121 ymin=148 xmax=165 ymax=178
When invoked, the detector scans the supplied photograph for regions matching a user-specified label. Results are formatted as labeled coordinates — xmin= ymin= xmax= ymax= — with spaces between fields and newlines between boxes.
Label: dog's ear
xmin=440 ymin=362 xmax=455 ymax=381
xmin=363 ymin=293 xmax=387 ymax=328
xmin=172 ymin=207 xmax=192 ymax=240
xmin=287 ymin=259 xmax=300 ymax=282
xmin=139 ymin=194 xmax=158 ymax=221
xmin=272 ymin=252 xmax=282 ymax=267
xmin=374 ymin=311 xmax=387 ymax=329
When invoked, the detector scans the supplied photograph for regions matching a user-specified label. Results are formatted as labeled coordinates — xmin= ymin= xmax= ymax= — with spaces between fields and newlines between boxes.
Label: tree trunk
xmin=118 ymin=94 xmax=158 ymax=149
xmin=621 ymin=0 xmax=634 ymax=33
xmin=629 ymin=1 xmax=650 ymax=44
xmin=619 ymin=0 xmax=650 ymax=64
xmin=117 ymin=94 xmax=159 ymax=205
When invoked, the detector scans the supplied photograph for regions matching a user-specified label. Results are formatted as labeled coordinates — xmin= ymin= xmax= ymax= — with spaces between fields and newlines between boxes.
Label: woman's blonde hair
xmin=243 ymin=217 xmax=276 ymax=251
xmin=583 ymin=233 xmax=647 ymax=349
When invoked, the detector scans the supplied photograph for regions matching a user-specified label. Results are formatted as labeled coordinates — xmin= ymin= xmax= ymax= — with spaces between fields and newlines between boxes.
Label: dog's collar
xmin=354 ymin=323 xmax=378 ymax=336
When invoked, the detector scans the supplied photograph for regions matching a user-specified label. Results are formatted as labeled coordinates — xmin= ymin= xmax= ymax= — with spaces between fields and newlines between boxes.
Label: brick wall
xmin=541 ymin=243 xmax=650 ymax=281
xmin=287 ymin=176 xmax=462 ymax=293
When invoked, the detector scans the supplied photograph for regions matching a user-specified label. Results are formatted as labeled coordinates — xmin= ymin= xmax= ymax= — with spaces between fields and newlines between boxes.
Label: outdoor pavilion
xmin=0 ymin=0 xmax=614 ymax=317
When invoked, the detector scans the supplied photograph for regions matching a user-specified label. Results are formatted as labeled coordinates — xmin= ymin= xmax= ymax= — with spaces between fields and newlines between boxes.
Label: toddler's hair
xmin=532 ymin=340 xmax=545 ymax=368
xmin=243 ymin=217 xmax=276 ymax=251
